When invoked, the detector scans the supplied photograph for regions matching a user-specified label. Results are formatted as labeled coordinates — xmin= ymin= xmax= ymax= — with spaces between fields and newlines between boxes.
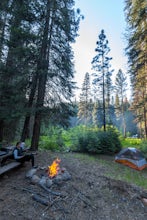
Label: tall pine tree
xmin=124 ymin=0 xmax=147 ymax=137
xmin=91 ymin=29 xmax=113 ymax=131
xmin=0 ymin=0 xmax=38 ymax=141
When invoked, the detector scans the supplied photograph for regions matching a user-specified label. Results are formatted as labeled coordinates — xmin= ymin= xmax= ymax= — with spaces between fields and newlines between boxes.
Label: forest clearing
xmin=0 ymin=1 xmax=147 ymax=219
xmin=0 ymin=151 xmax=147 ymax=220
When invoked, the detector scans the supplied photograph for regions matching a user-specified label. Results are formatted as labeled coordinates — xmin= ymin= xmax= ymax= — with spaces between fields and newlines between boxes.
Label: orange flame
xmin=48 ymin=158 xmax=61 ymax=178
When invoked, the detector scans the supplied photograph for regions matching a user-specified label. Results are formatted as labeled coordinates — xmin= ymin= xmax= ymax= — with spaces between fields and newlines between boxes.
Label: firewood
xmin=32 ymin=194 xmax=49 ymax=206
xmin=38 ymin=182 xmax=62 ymax=196
xmin=21 ymin=187 xmax=50 ymax=200
xmin=72 ymin=185 xmax=97 ymax=210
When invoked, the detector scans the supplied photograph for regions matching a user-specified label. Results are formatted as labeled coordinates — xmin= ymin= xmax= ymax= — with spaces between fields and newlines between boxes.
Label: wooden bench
xmin=0 ymin=161 xmax=21 ymax=175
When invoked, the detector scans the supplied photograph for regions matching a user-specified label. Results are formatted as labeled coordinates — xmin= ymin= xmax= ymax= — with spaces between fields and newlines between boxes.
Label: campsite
xmin=0 ymin=0 xmax=147 ymax=219
xmin=0 ymin=150 xmax=147 ymax=220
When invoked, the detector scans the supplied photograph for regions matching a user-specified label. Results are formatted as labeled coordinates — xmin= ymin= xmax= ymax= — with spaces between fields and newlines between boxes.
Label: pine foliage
xmin=124 ymin=0 xmax=147 ymax=137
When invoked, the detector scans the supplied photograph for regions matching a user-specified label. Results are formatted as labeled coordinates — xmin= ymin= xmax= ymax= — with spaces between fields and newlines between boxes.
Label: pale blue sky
xmin=73 ymin=0 xmax=129 ymax=98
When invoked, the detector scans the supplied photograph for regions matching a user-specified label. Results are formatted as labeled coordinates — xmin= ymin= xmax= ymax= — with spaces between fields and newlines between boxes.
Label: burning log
xmin=48 ymin=158 xmax=61 ymax=178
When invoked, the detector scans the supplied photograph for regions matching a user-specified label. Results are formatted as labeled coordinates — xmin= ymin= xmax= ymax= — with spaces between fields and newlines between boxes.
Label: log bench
xmin=0 ymin=146 xmax=36 ymax=175
xmin=0 ymin=147 xmax=21 ymax=175
xmin=0 ymin=161 xmax=21 ymax=175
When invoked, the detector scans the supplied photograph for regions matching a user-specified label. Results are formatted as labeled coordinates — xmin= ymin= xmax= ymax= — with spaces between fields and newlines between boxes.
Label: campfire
xmin=48 ymin=158 xmax=61 ymax=178
xmin=24 ymin=156 xmax=94 ymax=217
xmin=26 ymin=157 xmax=72 ymax=189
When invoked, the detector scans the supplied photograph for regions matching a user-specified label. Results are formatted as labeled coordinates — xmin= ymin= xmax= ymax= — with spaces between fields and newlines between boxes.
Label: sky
xmin=72 ymin=0 xmax=129 ymax=99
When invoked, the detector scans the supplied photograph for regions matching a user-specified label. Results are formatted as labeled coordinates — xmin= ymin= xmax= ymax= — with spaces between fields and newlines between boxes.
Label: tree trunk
xmin=143 ymin=105 xmax=147 ymax=139
xmin=102 ymin=57 xmax=106 ymax=131
xmin=30 ymin=0 xmax=52 ymax=150
xmin=31 ymin=73 xmax=47 ymax=150
xmin=0 ymin=120 xmax=4 ymax=142
xmin=21 ymin=72 xmax=38 ymax=141
xmin=0 ymin=6 xmax=7 ymax=60
xmin=21 ymin=116 xmax=31 ymax=141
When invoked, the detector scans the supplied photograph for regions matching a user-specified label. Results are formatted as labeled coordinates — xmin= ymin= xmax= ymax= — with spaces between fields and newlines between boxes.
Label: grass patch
xmin=73 ymin=153 xmax=147 ymax=189
xmin=121 ymin=137 xmax=142 ymax=148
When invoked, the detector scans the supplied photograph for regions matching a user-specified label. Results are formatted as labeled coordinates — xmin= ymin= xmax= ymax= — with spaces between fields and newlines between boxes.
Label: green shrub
xmin=73 ymin=128 xmax=121 ymax=154
xmin=139 ymin=140 xmax=147 ymax=158
xmin=66 ymin=125 xmax=88 ymax=151
xmin=39 ymin=136 xmax=61 ymax=151
xmin=38 ymin=125 xmax=121 ymax=154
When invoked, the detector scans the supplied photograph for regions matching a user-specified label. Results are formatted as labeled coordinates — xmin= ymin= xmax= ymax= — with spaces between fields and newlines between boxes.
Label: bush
xmin=39 ymin=135 xmax=61 ymax=151
xmin=73 ymin=128 xmax=122 ymax=154
xmin=139 ymin=140 xmax=147 ymax=158
xmin=38 ymin=125 xmax=121 ymax=154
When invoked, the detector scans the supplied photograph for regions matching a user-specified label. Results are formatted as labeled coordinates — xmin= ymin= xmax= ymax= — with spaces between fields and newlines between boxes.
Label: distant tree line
xmin=77 ymin=0 xmax=147 ymax=139
xmin=77 ymin=67 xmax=137 ymax=137
xmin=77 ymin=29 xmax=137 ymax=138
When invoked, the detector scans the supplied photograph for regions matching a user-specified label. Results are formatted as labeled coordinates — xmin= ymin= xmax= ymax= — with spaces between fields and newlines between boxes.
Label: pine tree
xmin=105 ymin=65 xmax=113 ymax=125
xmin=124 ymin=0 xmax=147 ymax=137
xmin=0 ymin=0 xmax=9 ymax=60
xmin=0 ymin=0 xmax=82 ymax=144
xmin=92 ymin=100 xmax=103 ymax=127
xmin=91 ymin=29 xmax=113 ymax=131
xmin=115 ymin=94 xmax=121 ymax=118
xmin=115 ymin=69 xmax=128 ymax=137
xmin=78 ymin=72 xmax=92 ymax=125
xmin=31 ymin=0 xmax=82 ymax=149
xmin=0 ymin=0 xmax=38 ymax=141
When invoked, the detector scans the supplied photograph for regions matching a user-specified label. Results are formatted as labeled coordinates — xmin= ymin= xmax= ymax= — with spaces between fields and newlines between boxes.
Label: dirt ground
xmin=0 ymin=151 xmax=147 ymax=220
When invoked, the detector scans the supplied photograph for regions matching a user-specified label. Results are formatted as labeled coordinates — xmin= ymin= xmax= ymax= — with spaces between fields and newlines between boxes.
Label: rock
xmin=31 ymin=175 xmax=41 ymax=184
xmin=141 ymin=198 xmax=147 ymax=206
xmin=46 ymin=178 xmax=53 ymax=188
xmin=26 ymin=168 xmax=38 ymax=178
xmin=39 ymin=166 xmax=47 ymax=170
xmin=39 ymin=176 xmax=47 ymax=185
xmin=52 ymin=175 xmax=63 ymax=185
xmin=61 ymin=170 xmax=71 ymax=181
